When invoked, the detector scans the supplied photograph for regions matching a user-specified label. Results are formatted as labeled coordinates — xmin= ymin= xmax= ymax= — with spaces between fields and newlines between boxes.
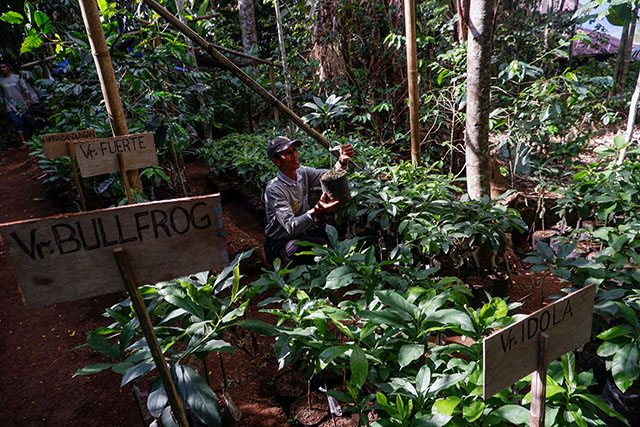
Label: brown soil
xmin=0 ymin=146 xmax=564 ymax=426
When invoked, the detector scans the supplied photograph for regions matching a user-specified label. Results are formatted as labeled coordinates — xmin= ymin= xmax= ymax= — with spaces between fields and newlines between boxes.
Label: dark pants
xmin=7 ymin=111 xmax=36 ymax=135
xmin=265 ymin=228 xmax=329 ymax=267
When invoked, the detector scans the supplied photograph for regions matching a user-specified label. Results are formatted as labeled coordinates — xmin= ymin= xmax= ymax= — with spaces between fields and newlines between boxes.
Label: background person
xmin=264 ymin=136 xmax=353 ymax=266
xmin=15 ymin=61 xmax=47 ymax=127
xmin=0 ymin=60 xmax=36 ymax=145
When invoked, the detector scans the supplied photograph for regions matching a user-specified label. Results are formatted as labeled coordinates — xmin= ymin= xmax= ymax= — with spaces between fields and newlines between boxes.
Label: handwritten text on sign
xmin=0 ymin=195 xmax=228 ymax=307
xmin=40 ymin=128 xmax=97 ymax=159
xmin=74 ymin=133 xmax=158 ymax=177
xmin=482 ymin=284 xmax=596 ymax=398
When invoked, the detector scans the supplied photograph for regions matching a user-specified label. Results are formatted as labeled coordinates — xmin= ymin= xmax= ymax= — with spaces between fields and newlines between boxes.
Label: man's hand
xmin=338 ymin=143 xmax=354 ymax=169
xmin=309 ymin=193 xmax=340 ymax=217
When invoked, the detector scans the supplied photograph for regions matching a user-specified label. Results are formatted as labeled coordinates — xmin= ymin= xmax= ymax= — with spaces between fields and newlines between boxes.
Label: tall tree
xmin=310 ymin=0 xmax=345 ymax=82
xmin=620 ymin=3 xmax=638 ymax=92
xmin=465 ymin=0 xmax=495 ymax=199
xmin=238 ymin=0 xmax=258 ymax=54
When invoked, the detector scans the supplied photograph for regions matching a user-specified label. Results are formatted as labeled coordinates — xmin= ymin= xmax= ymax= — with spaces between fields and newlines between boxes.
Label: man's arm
xmin=266 ymin=186 xmax=318 ymax=237
xmin=18 ymin=77 xmax=31 ymax=107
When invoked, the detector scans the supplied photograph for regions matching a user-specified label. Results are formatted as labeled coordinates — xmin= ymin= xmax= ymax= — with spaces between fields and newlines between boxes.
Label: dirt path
xmin=0 ymin=147 xmax=286 ymax=426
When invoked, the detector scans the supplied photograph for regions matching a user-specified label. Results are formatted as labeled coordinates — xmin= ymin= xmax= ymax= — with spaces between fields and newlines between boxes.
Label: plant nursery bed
xmin=0 ymin=148 xmax=576 ymax=426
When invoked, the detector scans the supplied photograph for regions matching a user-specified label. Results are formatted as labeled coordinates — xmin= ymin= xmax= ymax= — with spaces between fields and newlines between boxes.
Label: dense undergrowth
xmin=3 ymin=0 xmax=640 ymax=425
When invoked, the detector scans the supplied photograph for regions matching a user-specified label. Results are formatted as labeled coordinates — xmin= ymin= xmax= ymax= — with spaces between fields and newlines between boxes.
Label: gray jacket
xmin=264 ymin=166 xmax=327 ymax=240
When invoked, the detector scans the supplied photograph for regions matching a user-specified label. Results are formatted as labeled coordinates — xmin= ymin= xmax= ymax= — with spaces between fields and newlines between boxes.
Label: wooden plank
xmin=74 ymin=133 xmax=158 ymax=177
xmin=0 ymin=195 xmax=228 ymax=307
xmin=40 ymin=129 xmax=97 ymax=159
xmin=482 ymin=284 xmax=596 ymax=398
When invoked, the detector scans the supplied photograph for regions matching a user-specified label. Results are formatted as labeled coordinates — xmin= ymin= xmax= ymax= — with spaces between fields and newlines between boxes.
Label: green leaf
xmin=163 ymin=293 xmax=204 ymax=320
xmin=536 ymin=241 xmax=555 ymax=261
xmin=485 ymin=405 xmax=529 ymax=425
xmin=433 ymin=396 xmax=461 ymax=416
xmin=121 ymin=361 xmax=155 ymax=386
xmin=427 ymin=309 xmax=474 ymax=333
xmin=97 ymin=0 xmax=109 ymax=14
xmin=87 ymin=332 xmax=120 ymax=360
xmin=359 ymin=310 xmax=406 ymax=329
xmin=463 ymin=401 xmax=485 ymax=422
xmin=147 ymin=379 xmax=169 ymax=418
xmin=612 ymin=343 xmax=640 ymax=392
xmin=416 ymin=365 xmax=431 ymax=397
xmin=575 ymin=393 xmax=629 ymax=425
xmin=597 ymin=325 xmax=633 ymax=341
xmin=325 ymin=265 xmax=355 ymax=289
xmin=73 ymin=363 xmax=113 ymax=377
xmin=173 ymin=365 xmax=221 ymax=426
xmin=398 ymin=344 xmax=424 ymax=370
xmin=1 ymin=11 xmax=24 ymax=24
xmin=33 ymin=11 xmax=52 ymax=33
xmin=197 ymin=339 xmax=235 ymax=354
xmin=319 ymin=345 xmax=349 ymax=369
xmin=350 ymin=346 xmax=368 ymax=389
xmin=235 ymin=319 xmax=279 ymax=336
xmin=20 ymin=33 xmax=44 ymax=54
xmin=377 ymin=291 xmax=417 ymax=319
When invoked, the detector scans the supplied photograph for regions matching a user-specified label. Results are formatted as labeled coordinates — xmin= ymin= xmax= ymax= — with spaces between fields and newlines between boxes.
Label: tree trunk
xmin=620 ymin=6 xmax=638 ymax=92
xmin=617 ymin=67 xmax=640 ymax=165
xmin=175 ymin=0 xmax=198 ymax=71
xmin=310 ymin=0 xmax=346 ymax=82
xmin=611 ymin=23 xmax=630 ymax=97
xmin=238 ymin=0 xmax=258 ymax=54
xmin=465 ymin=0 xmax=494 ymax=200
xmin=273 ymin=0 xmax=293 ymax=112
xmin=456 ymin=0 xmax=469 ymax=42
xmin=567 ymin=0 xmax=580 ymax=63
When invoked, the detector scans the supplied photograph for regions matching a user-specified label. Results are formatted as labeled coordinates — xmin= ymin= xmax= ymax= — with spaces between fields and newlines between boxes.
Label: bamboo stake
xmin=144 ymin=0 xmax=361 ymax=170
xmin=66 ymin=141 xmax=87 ymax=211
xmin=113 ymin=248 xmax=189 ymax=427
xmin=530 ymin=332 xmax=549 ymax=427
xmin=117 ymin=153 xmax=134 ymax=204
xmin=78 ymin=0 xmax=142 ymax=192
xmin=404 ymin=0 xmax=421 ymax=166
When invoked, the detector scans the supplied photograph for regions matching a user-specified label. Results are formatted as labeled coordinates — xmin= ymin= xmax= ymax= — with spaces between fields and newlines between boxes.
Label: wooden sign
xmin=74 ymin=132 xmax=158 ymax=177
xmin=0 ymin=195 xmax=228 ymax=307
xmin=40 ymin=128 xmax=97 ymax=159
xmin=483 ymin=284 xmax=596 ymax=398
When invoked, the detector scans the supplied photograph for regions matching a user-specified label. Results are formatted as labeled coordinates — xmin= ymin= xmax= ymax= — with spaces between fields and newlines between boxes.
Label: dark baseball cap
xmin=267 ymin=136 xmax=302 ymax=159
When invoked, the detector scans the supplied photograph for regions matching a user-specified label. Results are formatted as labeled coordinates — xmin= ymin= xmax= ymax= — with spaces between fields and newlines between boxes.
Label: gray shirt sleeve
xmin=265 ymin=183 xmax=316 ymax=239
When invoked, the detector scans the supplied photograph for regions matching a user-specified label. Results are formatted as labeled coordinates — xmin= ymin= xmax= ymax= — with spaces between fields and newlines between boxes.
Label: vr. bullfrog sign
xmin=0 ymin=195 xmax=228 ymax=306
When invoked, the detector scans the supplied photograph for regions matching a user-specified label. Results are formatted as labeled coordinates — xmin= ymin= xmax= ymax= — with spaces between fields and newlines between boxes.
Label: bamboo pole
xmin=117 ymin=153 xmax=134 ymax=204
xmin=404 ymin=0 xmax=421 ymax=166
xmin=78 ymin=0 xmax=142 ymax=193
xmin=529 ymin=333 xmax=549 ymax=427
xmin=66 ymin=141 xmax=87 ymax=211
xmin=143 ymin=0 xmax=346 ymax=160
xmin=213 ymin=43 xmax=280 ymax=66
xmin=113 ymin=248 xmax=189 ymax=427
